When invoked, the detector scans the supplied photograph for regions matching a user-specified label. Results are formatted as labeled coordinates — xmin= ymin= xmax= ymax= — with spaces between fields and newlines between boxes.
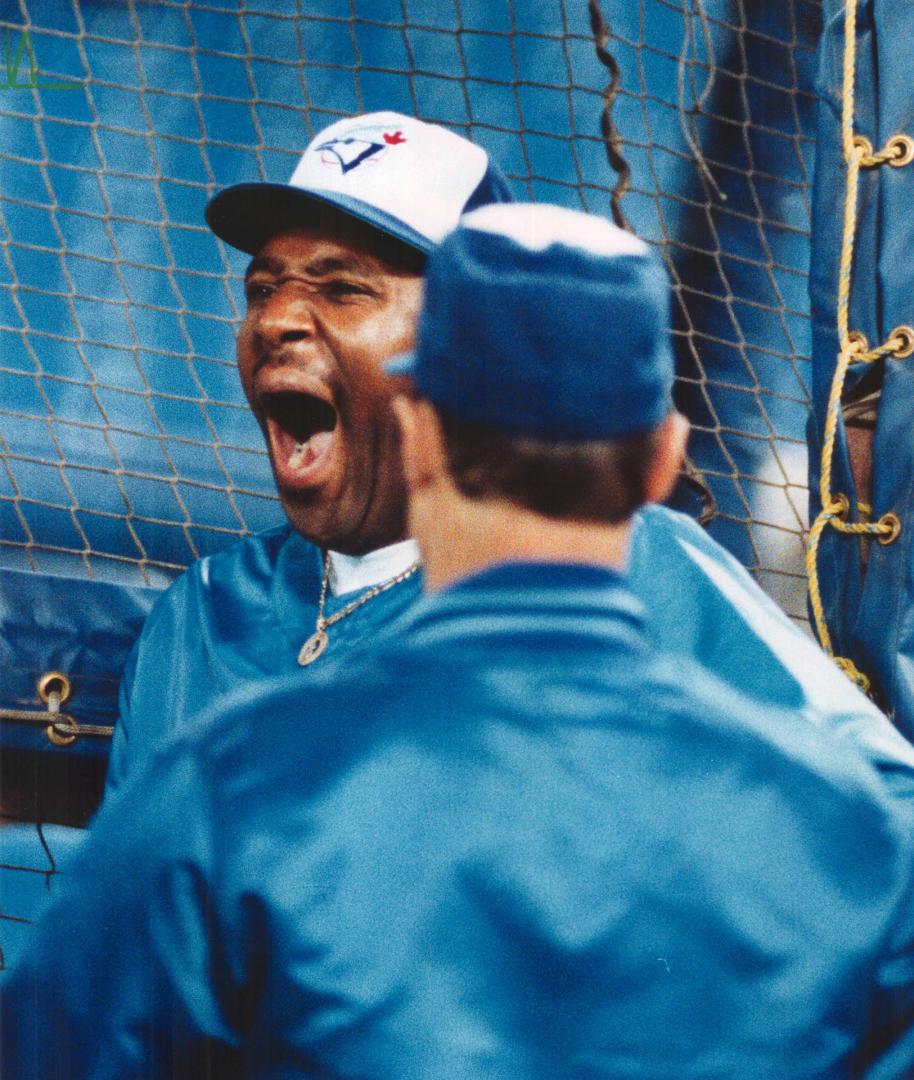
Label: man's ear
xmin=392 ymin=394 xmax=450 ymax=492
xmin=644 ymin=410 xmax=690 ymax=505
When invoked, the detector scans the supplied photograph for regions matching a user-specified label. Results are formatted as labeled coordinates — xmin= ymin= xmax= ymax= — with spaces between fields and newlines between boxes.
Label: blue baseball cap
xmin=387 ymin=203 xmax=676 ymax=441
xmin=206 ymin=111 xmax=513 ymax=256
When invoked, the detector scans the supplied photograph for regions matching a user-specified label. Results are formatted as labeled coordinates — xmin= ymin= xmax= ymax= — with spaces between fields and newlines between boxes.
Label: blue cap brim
xmin=384 ymin=350 xmax=417 ymax=377
xmin=205 ymin=184 xmax=434 ymax=257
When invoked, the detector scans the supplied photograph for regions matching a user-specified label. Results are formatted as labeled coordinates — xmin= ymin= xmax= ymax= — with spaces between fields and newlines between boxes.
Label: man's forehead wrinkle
xmin=244 ymin=249 xmax=382 ymax=281
xmin=245 ymin=254 xmax=284 ymax=281
xmin=304 ymin=254 xmax=380 ymax=278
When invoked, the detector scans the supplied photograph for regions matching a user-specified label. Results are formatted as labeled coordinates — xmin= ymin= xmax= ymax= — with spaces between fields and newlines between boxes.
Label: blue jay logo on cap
xmin=205 ymin=111 xmax=506 ymax=256
xmin=314 ymin=125 xmax=409 ymax=174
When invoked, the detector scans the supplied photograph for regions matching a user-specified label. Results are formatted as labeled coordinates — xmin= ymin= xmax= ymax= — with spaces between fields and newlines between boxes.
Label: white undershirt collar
xmin=327 ymin=538 xmax=422 ymax=597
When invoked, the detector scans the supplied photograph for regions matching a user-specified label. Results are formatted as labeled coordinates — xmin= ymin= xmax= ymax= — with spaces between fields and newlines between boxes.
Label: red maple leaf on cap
xmin=384 ymin=131 xmax=406 ymax=145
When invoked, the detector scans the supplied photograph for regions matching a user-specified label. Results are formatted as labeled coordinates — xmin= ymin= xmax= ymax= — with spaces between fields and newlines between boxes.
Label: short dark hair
xmin=437 ymin=409 xmax=665 ymax=525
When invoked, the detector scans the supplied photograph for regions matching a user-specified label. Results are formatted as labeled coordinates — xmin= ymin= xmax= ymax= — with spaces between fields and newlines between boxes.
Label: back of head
xmin=390 ymin=203 xmax=678 ymax=524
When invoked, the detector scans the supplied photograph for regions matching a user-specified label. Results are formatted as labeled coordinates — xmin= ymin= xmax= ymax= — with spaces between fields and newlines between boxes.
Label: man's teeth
xmin=288 ymin=442 xmax=309 ymax=469
xmin=287 ymin=431 xmax=333 ymax=470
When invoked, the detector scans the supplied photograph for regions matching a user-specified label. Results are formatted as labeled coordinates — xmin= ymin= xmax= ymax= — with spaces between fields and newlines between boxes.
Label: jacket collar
xmin=398 ymin=560 xmax=648 ymax=654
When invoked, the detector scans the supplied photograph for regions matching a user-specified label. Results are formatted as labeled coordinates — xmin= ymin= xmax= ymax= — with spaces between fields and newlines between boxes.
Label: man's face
xmin=237 ymin=224 xmax=423 ymax=555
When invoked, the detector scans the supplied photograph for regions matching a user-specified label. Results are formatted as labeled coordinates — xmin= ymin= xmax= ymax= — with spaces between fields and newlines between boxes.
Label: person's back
xmin=227 ymin=566 xmax=914 ymax=1079
xmin=5 ymin=559 xmax=912 ymax=1078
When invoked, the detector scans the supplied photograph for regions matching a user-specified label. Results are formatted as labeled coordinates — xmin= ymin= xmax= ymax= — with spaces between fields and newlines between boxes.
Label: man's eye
xmin=324 ymin=280 xmax=370 ymax=299
xmin=244 ymin=282 xmax=274 ymax=302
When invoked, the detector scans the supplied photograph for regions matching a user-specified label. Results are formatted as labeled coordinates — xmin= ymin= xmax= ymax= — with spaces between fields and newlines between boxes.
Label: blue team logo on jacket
xmin=315 ymin=127 xmax=408 ymax=173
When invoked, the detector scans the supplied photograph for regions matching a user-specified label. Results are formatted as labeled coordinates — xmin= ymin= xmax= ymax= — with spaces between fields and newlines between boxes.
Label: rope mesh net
xmin=0 ymin=0 xmax=821 ymax=958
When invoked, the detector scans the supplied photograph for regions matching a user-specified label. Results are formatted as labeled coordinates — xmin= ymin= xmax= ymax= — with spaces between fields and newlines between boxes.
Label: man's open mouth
xmin=261 ymin=391 xmax=339 ymax=487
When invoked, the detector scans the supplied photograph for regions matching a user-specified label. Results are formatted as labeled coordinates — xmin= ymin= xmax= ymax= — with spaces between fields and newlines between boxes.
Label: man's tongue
xmin=265 ymin=392 xmax=337 ymax=474
xmin=288 ymin=430 xmax=333 ymax=470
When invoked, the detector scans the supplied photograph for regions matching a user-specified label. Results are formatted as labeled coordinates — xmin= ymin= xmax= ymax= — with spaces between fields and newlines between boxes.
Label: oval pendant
xmin=298 ymin=628 xmax=329 ymax=666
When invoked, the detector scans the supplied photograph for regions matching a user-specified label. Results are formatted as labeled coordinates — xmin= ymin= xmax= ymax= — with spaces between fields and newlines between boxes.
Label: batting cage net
xmin=0 ymin=0 xmax=821 ymax=614
xmin=0 ymin=0 xmax=821 ymax=965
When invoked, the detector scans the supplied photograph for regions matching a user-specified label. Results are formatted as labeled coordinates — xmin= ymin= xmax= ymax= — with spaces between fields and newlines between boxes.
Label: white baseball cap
xmin=206 ymin=111 xmax=513 ymax=256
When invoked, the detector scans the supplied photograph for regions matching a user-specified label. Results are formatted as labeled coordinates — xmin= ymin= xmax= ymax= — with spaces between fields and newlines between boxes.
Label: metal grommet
xmin=890 ymin=325 xmax=914 ymax=359
xmin=852 ymin=134 xmax=873 ymax=160
xmin=47 ymin=718 xmax=79 ymax=748
xmin=37 ymin=671 xmax=71 ymax=706
xmin=847 ymin=330 xmax=869 ymax=355
xmin=37 ymin=672 xmax=77 ymax=747
xmin=877 ymin=512 xmax=902 ymax=545
xmin=887 ymin=134 xmax=914 ymax=168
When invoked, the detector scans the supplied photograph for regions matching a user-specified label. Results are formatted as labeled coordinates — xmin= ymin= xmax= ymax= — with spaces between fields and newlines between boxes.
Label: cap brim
xmin=384 ymin=350 xmax=417 ymax=377
xmin=205 ymin=183 xmax=434 ymax=256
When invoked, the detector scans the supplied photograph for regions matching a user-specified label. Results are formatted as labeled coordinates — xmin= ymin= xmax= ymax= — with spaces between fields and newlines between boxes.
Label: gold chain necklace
xmin=298 ymin=549 xmax=421 ymax=666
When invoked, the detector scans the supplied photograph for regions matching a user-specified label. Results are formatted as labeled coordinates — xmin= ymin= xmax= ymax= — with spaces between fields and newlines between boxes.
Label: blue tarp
xmin=810 ymin=1 xmax=914 ymax=734
xmin=0 ymin=570 xmax=153 ymax=969
xmin=0 ymin=567 xmax=154 ymax=757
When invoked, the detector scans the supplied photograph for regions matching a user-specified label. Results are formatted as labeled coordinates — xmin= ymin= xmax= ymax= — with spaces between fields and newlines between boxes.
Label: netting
xmin=0 ymin=0 xmax=820 ymax=611
xmin=0 ymin=0 xmax=823 ymax=971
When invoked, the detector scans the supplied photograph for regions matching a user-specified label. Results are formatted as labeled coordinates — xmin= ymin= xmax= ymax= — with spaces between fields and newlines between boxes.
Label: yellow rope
xmin=805 ymin=0 xmax=906 ymax=693
xmin=854 ymin=133 xmax=914 ymax=169
xmin=858 ymin=147 xmax=896 ymax=167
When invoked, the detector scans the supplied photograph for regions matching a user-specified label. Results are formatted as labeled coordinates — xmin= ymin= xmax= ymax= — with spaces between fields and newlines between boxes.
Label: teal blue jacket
xmin=106 ymin=506 xmax=914 ymax=806
xmin=3 ymin=560 xmax=914 ymax=1078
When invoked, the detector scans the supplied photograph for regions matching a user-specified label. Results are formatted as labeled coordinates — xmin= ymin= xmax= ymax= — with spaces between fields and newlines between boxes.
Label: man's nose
xmin=255 ymin=290 xmax=318 ymax=349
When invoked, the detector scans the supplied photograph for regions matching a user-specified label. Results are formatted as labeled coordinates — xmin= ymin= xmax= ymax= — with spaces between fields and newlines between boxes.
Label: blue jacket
xmin=105 ymin=520 xmax=424 ymax=795
xmin=3 ymin=561 xmax=914 ymax=1078
xmin=107 ymin=505 xmax=914 ymax=806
